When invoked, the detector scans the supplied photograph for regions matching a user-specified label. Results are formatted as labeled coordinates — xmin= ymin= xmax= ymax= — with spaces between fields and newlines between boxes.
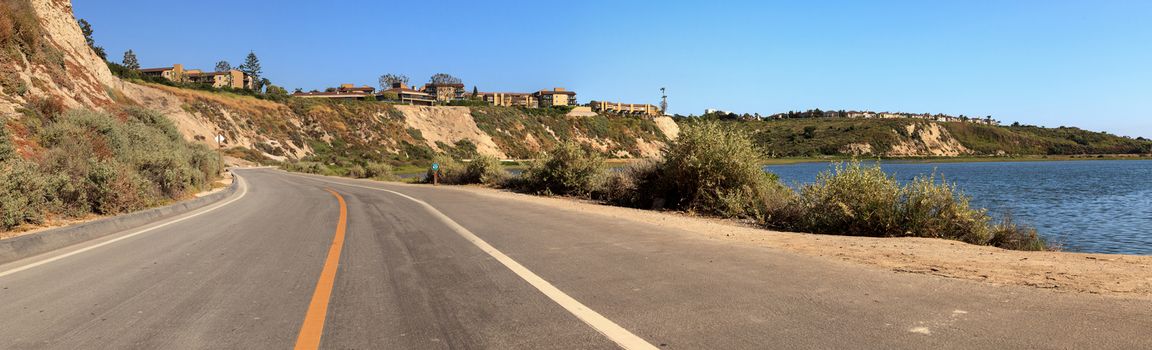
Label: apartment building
xmin=475 ymin=88 xmax=577 ymax=108
xmin=139 ymin=63 xmax=253 ymax=89
xmin=590 ymin=101 xmax=661 ymax=116
xmin=477 ymin=92 xmax=539 ymax=108
xmin=535 ymin=88 xmax=576 ymax=107
xmin=421 ymin=83 xmax=466 ymax=102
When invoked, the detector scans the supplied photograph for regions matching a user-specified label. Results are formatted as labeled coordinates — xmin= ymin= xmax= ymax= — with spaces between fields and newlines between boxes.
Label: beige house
xmin=477 ymin=92 xmax=539 ymax=108
xmin=590 ymin=100 xmax=661 ymax=116
xmin=535 ymin=88 xmax=576 ymax=107
xmin=380 ymin=82 xmax=435 ymax=106
xmin=476 ymin=87 xmax=577 ymax=108
xmin=421 ymin=83 xmax=466 ymax=102
xmin=186 ymin=70 xmax=253 ymax=89
xmin=139 ymin=63 xmax=253 ymax=89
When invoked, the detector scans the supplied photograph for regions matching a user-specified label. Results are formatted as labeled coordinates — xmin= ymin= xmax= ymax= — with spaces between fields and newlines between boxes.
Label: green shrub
xmin=785 ymin=160 xmax=1046 ymax=250
xmin=0 ymin=108 xmax=221 ymax=232
xmin=0 ymin=122 xmax=13 ymax=162
xmin=0 ymin=160 xmax=49 ymax=230
xmin=654 ymin=121 xmax=786 ymax=218
xmin=346 ymin=164 xmax=368 ymax=178
xmin=603 ymin=121 xmax=790 ymax=221
xmin=424 ymin=154 xmax=463 ymax=184
xmin=988 ymin=214 xmax=1048 ymax=251
xmin=461 ymin=154 xmax=508 ymax=185
xmin=601 ymin=160 xmax=660 ymax=207
xmin=790 ymin=161 xmax=902 ymax=235
xmin=364 ymin=162 xmax=396 ymax=181
xmin=897 ymin=172 xmax=989 ymax=242
xmin=282 ymin=161 xmax=335 ymax=176
xmin=515 ymin=142 xmax=605 ymax=196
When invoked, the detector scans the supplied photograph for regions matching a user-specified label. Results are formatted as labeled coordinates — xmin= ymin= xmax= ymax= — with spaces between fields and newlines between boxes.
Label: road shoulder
xmin=338 ymin=177 xmax=1152 ymax=300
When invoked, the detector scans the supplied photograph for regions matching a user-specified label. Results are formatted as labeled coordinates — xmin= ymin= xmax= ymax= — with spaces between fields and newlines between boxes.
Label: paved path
xmin=0 ymin=168 xmax=1147 ymax=349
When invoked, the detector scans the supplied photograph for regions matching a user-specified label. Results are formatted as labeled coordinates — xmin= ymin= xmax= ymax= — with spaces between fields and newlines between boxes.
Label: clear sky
xmin=74 ymin=1 xmax=1151 ymax=138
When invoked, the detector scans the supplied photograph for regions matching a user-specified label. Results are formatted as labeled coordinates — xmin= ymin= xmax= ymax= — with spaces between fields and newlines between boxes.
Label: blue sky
xmin=75 ymin=1 xmax=1151 ymax=137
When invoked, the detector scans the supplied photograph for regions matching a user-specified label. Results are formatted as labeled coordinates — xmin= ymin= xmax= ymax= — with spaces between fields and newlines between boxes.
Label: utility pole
xmin=660 ymin=87 xmax=668 ymax=115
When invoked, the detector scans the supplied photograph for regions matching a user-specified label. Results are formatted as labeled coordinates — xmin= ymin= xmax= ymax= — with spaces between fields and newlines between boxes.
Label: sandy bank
xmin=437 ymin=184 xmax=1152 ymax=299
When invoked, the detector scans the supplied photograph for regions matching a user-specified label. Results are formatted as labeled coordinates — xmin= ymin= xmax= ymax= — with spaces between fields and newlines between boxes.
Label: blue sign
xmin=431 ymin=163 xmax=440 ymax=171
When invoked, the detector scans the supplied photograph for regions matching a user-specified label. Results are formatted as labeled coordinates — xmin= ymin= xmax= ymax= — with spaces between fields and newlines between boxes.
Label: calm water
xmin=763 ymin=160 xmax=1152 ymax=255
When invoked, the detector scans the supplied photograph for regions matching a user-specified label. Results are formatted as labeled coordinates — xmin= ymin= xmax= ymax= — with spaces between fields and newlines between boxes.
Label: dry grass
xmin=144 ymin=83 xmax=288 ymax=115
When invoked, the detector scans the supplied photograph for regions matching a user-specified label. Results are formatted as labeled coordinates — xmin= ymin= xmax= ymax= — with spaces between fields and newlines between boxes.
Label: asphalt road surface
xmin=0 ymin=168 xmax=1148 ymax=349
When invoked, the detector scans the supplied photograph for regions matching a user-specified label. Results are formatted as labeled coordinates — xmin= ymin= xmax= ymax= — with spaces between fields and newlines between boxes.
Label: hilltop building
xmin=420 ymin=83 xmax=466 ymax=102
xmin=477 ymin=92 xmax=537 ymax=108
xmin=536 ymin=88 xmax=576 ymax=107
xmin=380 ymin=82 xmax=435 ymax=106
xmin=475 ymin=88 xmax=576 ymax=108
xmin=591 ymin=101 xmax=661 ymax=116
xmin=292 ymin=84 xmax=376 ymax=100
xmin=139 ymin=63 xmax=253 ymax=89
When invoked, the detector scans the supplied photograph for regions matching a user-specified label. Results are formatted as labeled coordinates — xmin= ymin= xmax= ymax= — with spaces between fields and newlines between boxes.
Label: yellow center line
xmin=294 ymin=188 xmax=348 ymax=350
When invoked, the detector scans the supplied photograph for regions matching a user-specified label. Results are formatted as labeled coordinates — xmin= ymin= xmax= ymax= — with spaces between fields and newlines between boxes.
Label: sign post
xmin=214 ymin=134 xmax=225 ymax=147
xmin=431 ymin=162 xmax=440 ymax=186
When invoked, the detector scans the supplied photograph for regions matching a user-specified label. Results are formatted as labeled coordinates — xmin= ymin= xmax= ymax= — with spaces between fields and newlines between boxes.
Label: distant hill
xmin=696 ymin=117 xmax=1152 ymax=157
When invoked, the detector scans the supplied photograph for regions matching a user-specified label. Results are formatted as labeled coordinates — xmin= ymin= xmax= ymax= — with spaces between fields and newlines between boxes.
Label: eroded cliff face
xmin=394 ymin=105 xmax=507 ymax=159
xmin=0 ymin=0 xmax=120 ymax=115
xmin=885 ymin=122 xmax=971 ymax=157
xmin=836 ymin=122 xmax=971 ymax=157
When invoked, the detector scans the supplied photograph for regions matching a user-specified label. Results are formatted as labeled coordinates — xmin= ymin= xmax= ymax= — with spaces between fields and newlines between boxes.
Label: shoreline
xmin=392 ymin=154 xmax=1152 ymax=177
xmin=759 ymin=154 xmax=1152 ymax=166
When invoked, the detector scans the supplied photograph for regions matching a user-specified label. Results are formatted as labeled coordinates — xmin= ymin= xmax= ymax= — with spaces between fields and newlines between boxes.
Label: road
xmin=0 ymin=168 xmax=1148 ymax=349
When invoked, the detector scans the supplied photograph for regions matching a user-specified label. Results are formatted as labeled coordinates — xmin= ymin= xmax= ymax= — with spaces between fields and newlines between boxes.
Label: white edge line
xmin=0 ymin=175 xmax=250 ymax=279
xmin=284 ymin=172 xmax=659 ymax=350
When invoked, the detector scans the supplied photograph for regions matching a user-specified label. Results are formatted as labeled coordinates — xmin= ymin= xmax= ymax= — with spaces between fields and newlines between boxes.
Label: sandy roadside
xmin=428 ymin=183 xmax=1152 ymax=300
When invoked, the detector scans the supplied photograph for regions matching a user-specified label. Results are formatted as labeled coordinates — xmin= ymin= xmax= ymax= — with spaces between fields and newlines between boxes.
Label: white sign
xmin=214 ymin=134 xmax=225 ymax=144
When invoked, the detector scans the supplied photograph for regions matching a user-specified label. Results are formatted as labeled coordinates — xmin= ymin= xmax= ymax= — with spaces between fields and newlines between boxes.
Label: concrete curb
xmin=0 ymin=175 xmax=243 ymax=266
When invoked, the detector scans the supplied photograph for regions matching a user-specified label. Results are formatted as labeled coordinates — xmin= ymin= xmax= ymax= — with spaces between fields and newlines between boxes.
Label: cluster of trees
xmin=378 ymin=72 xmax=471 ymax=91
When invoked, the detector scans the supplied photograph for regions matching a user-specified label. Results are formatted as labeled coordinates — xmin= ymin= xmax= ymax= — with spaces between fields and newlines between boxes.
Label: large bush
xmin=423 ymin=154 xmax=463 ymax=184
xmin=421 ymin=154 xmax=509 ymax=185
xmin=785 ymin=161 xmax=1045 ymax=250
xmin=345 ymin=162 xmax=396 ymax=180
xmin=460 ymin=154 xmax=508 ymax=185
xmin=0 ymin=108 xmax=223 ymax=231
xmin=660 ymin=121 xmax=785 ymax=218
xmin=604 ymin=121 xmax=792 ymax=221
xmin=515 ymin=142 xmax=605 ymax=196
xmin=0 ymin=160 xmax=49 ymax=230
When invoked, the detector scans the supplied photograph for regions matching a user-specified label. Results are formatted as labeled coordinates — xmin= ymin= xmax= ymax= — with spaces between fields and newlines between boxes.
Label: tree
xmin=121 ymin=49 xmax=139 ymax=70
xmin=77 ymin=18 xmax=106 ymax=60
xmin=428 ymin=73 xmax=462 ymax=85
xmin=471 ymin=85 xmax=478 ymax=98
xmin=379 ymin=74 xmax=409 ymax=89
xmin=237 ymin=51 xmax=262 ymax=89
xmin=215 ymin=60 xmax=232 ymax=72
xmin=265 ymin=84 xmax=289 ymax=101
xmin=802 ymin=126 xmax=817 ymax=139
